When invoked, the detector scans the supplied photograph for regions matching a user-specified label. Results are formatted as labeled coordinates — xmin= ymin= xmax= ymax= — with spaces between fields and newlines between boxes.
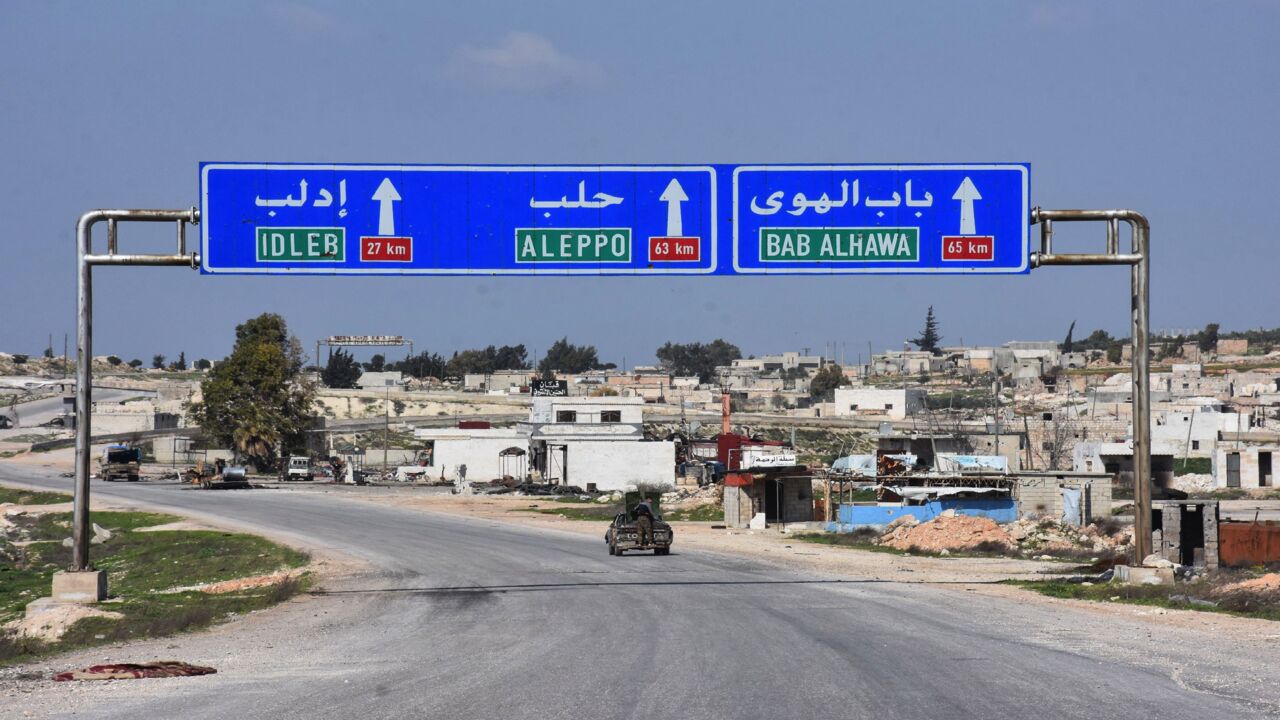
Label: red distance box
xmin=941 ymin=235 xmax=995 ymax=262
xmin=360 ymin=236 xmax=413 ymax=262
xmin=648 ymin=236 xmax=700 ymax=262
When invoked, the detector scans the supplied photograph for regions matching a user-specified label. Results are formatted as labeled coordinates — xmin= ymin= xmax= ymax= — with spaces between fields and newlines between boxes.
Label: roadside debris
xmin=865 ymin=510 xmax=1132 ymax=559
xmin=880 ymin=512 xmax=1014 ymax=554
xmin=54 ymin=661 xmax=217 ymax=681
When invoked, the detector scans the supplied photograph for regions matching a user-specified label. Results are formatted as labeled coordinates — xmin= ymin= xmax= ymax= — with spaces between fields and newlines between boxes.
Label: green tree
xmin=12 ymin=354 xmax=27 ymax=365
xmin=808 ymin=364 xmax=849 ymax=399
xmin=365 ymin=353 xmax=386 ymax=372
xmin=392 ymin=351 xmax=448 ymax=380
xmin=186 ymin=313 xmax=316 ymax=468
xmin=1106 ymin=342 xmax=1123 ymax=364
xmin=1198 ymin=323 xmax=1220 ymax=353
xmin=490 ymin=344 xmax=529 ymax=370
xmin=444 ymin=344 xmax=529 ymax=376
xmin=538 ymin=338 xmax=604 ymax=377
xmin=195 ymin=358 xmax=212 ymax=370
xmin=655 ymin=339 xmax=742 ymax=383
xmin=1075 ymin=329 xmax=1116 ymax=352
xmin=1061 ymin=320 xmax=1076 ymax=353
xmin=170 ymin=352 xmax=187 ymax=371
xmin=151 ymin=354 xmax=166 ymax=369
xmin=105 ymin=355 xmax=122 ymax=366
xmin=127 ymin=358 xmax=143 ymax=368
xmin=912 ymin=306 xmax=942 ymax=355
xmin=42 ymin=346 xmax=54 ymax=359
xmin=322 ymin=348 xmax=362 ymax=389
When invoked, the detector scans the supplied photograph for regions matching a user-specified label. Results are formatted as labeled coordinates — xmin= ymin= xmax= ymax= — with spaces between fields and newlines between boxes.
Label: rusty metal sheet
xmin=1220 ymin=521 xmax=1280 ymax=567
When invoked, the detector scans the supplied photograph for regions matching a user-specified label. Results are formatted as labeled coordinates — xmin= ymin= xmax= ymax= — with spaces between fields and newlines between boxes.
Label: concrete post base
xmin=1112 ymin=565 xmax=1174 ymax=586
xmin=51 ymin=570 xmax=108 ymax=603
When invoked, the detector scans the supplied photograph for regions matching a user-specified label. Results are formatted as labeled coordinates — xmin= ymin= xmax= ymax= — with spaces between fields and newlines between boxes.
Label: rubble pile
xmin=662 ymin=485 xmax=721 ymax=505
xmin=880 ymin=511 xmax=1015 ymax=553
xmin=875 ymin=511 xmax=1131 ymax=558
xmin=1005 ymin=517 xmax=1130 ymax=556
xmin=1171 ymin=474 xmax=1216 ymax=493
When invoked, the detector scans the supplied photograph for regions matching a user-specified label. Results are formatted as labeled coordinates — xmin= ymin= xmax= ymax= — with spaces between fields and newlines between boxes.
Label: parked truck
xmin=280 ymin=455 xmax=315 ymax=482
xmin=98 ymin=445 xmax=142 ymax=482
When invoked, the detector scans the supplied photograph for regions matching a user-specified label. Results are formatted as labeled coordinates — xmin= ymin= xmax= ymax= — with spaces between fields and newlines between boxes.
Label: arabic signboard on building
xmin=530 ymin=379 xmax=568 ymax=397
xmin=201 ymin=163 xmax=1028 ymax=276
xmin=325 ymin=335 xmax=405 ymax=346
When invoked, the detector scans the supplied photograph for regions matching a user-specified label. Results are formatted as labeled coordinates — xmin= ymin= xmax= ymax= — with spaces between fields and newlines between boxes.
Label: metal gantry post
xmin=72 ymin=208 xmax=199 ymax=572
xmin=1030 ymin=208 xmax=1152 ymax=561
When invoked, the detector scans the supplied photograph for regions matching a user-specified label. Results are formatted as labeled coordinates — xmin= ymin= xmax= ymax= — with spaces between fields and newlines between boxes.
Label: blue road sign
xmin=200 ymin=163 xmax=1028 ymax=276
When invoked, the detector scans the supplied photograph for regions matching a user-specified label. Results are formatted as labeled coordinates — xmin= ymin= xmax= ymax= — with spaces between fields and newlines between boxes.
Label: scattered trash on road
xmin=54 ymin=661 xmax=216 ymax=681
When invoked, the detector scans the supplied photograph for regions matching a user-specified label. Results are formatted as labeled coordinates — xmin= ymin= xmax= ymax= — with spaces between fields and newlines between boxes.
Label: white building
xmin=410 ymin=426 xmax=528 ymax=482
xmin=1214 ymin=431 xmax=1278 ymax=489
xmin=463 ymin=369 xmax=536 ymax=393
xmin=357 ymin=371 xmax=404 ymax=390
xmin=1151 ymin=407 xmax=1247 ymax=458
xmin=525 ymin=396 xmax=674 ymax=491
xmin=832 ymin=387 xmax=926 ymax=420
xmin=730 ymin=352 xmax=825 ymax=374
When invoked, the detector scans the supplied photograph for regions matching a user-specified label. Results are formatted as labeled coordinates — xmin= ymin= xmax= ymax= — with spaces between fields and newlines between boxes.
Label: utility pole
xmin=902 ymin=341 xmax=909 ymax=391
xmin=383 ymin=383 xmax=390 ymax=474
xmin=993 ymin=373 xmax=1001 ymax=462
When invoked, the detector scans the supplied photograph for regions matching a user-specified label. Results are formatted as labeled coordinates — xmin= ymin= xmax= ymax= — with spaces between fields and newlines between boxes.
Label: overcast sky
xmin=1 ymin=1 xmax=1276 ymax=367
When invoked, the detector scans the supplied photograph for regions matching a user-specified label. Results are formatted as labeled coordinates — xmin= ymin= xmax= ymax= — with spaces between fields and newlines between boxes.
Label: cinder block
xmin=51 ymin=570 xmax=107 ymax=603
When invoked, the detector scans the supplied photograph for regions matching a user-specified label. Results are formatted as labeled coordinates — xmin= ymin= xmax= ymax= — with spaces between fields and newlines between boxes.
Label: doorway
xmin=1261 ymin=451 xmax=1273 ymax=488
xmin=1226 ymin=453 xmax=1241 ymax=488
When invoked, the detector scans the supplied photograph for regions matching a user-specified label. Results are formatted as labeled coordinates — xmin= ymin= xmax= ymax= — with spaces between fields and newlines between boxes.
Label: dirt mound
xmin=1215 ymin=573 xmax=1280 ymax=595
xmin=162 ymin=570 xmax=297 ymax=595
xmin=4 ymin=601 xmax=123 ymax=642
xmin=881 ymin=512 xmax=1014 ymax=553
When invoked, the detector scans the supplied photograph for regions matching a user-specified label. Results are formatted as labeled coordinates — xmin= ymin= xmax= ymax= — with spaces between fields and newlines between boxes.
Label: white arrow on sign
xmin=659 ymin=178 xmax=688 ymax=236
xmin=372 ymin=178 xmax=401 ymax=236
xmin=952 ymin=176 xmax=981 ymax=235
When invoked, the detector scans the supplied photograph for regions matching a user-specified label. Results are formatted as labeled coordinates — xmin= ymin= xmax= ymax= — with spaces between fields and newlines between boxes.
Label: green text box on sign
xmin=758 ymin=228 xmax=919 ymax=263
xmin=255 ymin=228 xmax=345 ymax=262
xmin=516 ymin=229 xmax=632 ymax=263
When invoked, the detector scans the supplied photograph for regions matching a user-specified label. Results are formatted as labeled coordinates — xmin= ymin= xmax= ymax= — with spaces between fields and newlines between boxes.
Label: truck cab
xmin=282 ymin=455 xmax=314 ymax=482
xmin=99 ymin=445 xmax=142 ymax=482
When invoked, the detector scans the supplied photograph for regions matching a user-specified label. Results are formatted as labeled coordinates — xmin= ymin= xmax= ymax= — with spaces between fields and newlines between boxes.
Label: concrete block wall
xmin=1013 ymin=476 xmax=1112 ymax=522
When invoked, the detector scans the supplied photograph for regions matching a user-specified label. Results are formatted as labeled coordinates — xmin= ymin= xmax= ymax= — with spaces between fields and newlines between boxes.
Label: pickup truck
xmin=605 ymin=511 xmax=673 ymax=556
xmin=99 ymin=445 xmax=142 ymax=482
xmin=280 ymin=455 xmax=314 ymax=482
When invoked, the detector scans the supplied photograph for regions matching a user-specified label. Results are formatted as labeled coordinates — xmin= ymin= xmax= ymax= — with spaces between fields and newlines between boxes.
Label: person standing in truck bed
xmin=634 ymin=497 xmax=654 ymax=547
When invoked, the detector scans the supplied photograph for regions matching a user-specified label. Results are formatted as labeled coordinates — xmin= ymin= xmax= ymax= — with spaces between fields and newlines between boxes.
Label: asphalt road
xmin=2 ymin=388 xmax=153 ymax=427
xmin=3 ymin=462 xmax=1278 ymax=720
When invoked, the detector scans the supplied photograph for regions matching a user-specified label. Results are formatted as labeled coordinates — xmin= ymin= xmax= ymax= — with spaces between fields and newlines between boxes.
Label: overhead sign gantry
xmin=62 ymin=161 xmax=1154 ymax=604
xmin=200 ymin=163 xmax=1030 ymax=276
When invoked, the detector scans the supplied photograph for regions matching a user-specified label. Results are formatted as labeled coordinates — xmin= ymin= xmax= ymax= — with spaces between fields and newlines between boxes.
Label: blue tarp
xmin=935 ymin=454 xmax=1009 ymax=473
xmin=826 ymin=497 xmax=1018 ymax=532
xmin=830 ymin=454 xmax=916 ymax=476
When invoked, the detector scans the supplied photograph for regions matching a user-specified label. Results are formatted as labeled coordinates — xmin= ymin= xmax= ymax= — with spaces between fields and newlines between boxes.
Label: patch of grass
xmin=792 ymin=531 xmax=913 ymax=555
xmin=518 ymin=505 xmax=620 ymax=521
xmin=1174 ymin=457 xmax=1211 ymax=476
xmin=0 ymin=487 xmax=70 ymax=505
xmin=0 ymin=508 xmax=309 ymax=666
xmin=1008 ymin=577 xmax=1280 ymax=621
xmin=663 ymin=504 xmax=722 ymax=522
